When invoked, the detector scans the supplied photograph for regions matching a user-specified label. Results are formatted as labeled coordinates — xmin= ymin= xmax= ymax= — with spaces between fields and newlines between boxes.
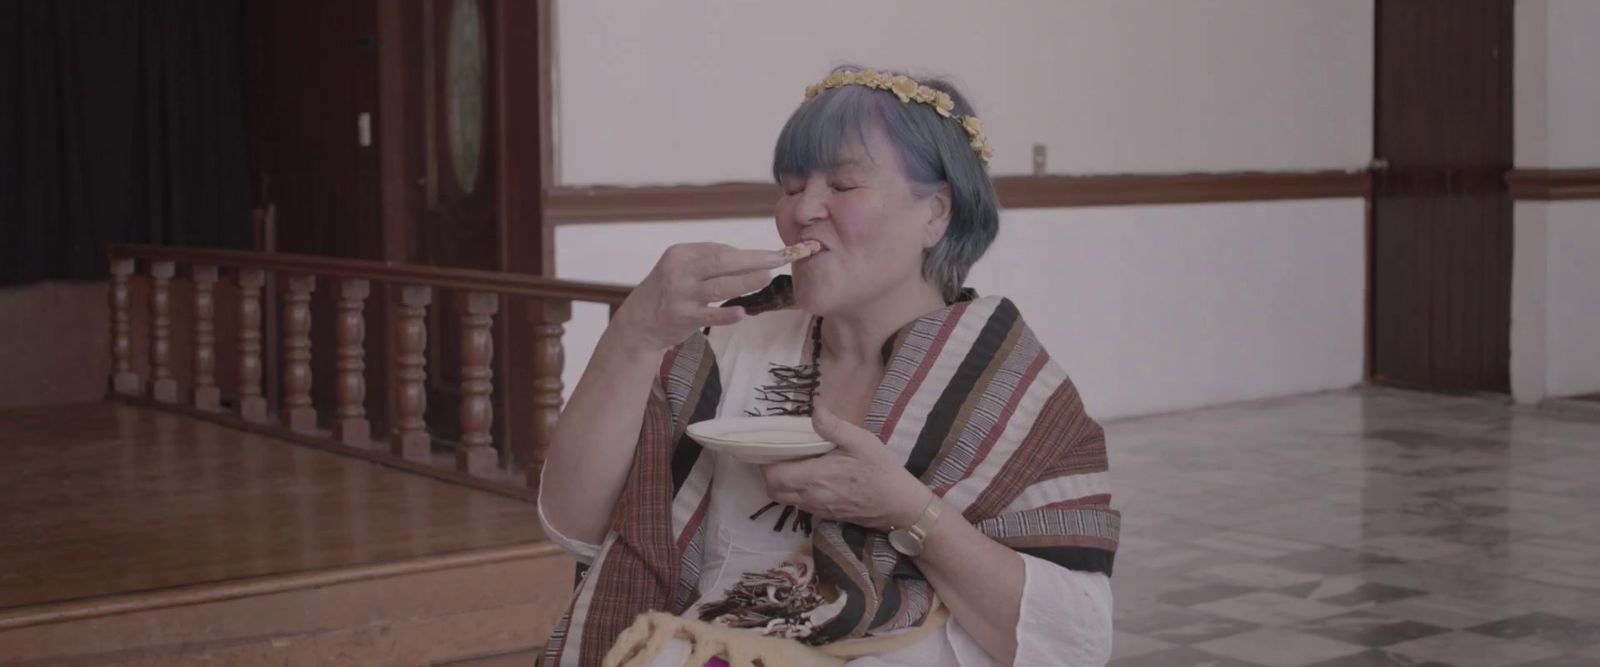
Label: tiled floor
xmin=1108 ymin=388 xmax=1600 ymax=667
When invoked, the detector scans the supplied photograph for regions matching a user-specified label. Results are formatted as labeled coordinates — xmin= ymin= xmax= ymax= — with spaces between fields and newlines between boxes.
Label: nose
xmin=792 ymin=180 xmax=828 ymax=227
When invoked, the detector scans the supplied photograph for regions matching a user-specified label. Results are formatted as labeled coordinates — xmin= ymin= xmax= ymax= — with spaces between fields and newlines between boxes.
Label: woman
xmin=539 ymin=67 xmax=1117 ymax=667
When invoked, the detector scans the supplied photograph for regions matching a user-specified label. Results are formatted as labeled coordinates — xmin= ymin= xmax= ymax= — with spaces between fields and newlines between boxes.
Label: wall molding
xmin=546 ymin=170 xmax=1371 ymax=224
xmin=1506 ymin=168 xmax=1600 ymax=200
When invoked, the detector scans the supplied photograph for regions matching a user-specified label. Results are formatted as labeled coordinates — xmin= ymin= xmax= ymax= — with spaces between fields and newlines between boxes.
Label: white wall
xmin=555 ymin=0 xmax=1373 ymax=185
xmin=550 ymin=1 xmax=1375 ymax=418
xmin=556 ymin=200 xmax=1366 ymax=420
xmin=1511 ymin=0 xmax=1600 ymax=403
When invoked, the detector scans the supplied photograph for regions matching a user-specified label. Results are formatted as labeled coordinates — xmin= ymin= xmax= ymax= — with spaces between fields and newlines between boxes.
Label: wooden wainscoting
xmin=546 ymin=170 xmax=1370 ymax=224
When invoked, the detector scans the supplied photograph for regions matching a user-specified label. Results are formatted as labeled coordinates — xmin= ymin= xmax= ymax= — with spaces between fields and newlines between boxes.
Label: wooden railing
xmin=106 ymin=244 xmax=632 ymax=497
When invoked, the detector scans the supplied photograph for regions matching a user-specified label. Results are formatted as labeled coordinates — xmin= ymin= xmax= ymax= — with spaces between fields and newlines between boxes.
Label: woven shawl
xmin=542 ymin=290 xmax=1119 ymax=666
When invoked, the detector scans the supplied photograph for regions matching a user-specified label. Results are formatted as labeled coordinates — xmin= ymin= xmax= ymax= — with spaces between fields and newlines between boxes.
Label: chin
xmin=793 ymin=273 xmax=847 ymax=316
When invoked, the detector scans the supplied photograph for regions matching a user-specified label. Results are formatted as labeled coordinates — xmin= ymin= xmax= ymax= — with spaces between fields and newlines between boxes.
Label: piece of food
xmin=777 ymin=240 xmax=822 ymax=263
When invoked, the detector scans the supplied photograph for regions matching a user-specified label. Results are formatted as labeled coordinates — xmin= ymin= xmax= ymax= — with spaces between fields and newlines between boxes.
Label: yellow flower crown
xmin=803 ymin=69 xmax=994 ymax=167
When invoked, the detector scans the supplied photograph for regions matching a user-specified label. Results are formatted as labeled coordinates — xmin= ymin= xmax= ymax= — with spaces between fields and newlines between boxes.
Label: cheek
xmin=774 ymin=206 xmax=801 ymax=245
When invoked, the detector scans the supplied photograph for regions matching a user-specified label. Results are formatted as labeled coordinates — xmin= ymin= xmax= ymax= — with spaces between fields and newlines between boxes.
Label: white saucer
xmin=685 ymin=416 xmax=835 ymax=464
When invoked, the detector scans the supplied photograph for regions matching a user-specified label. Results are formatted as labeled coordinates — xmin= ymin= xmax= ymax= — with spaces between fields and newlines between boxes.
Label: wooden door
xmin=244 ymin=0 xmax=388 ymax=426
xmin=1371 ymin=0 xmax=1513 ymax=392
xmin=414 ymin=0 xmax=554 ymax=469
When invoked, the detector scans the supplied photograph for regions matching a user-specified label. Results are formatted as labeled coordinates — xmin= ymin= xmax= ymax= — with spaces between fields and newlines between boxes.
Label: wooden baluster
xmin=110 ymin=258 xmax=141 ymax=395
xmin=525 ymin=298 xmax=572 ymax=487
xmin=238 ymin=270 xmax=268 ymax=422
xmin=192 ymin=265 xmax=221 ymax=411
xmin=456 ymin=292 xmax=499 ymax=477
xmin=149 ymin=261 xmax=178 ymax=402
xmin=282 ymin=275 xmax=317 ymax=433
xmin=333 ymin=279 xmax=370 ymax=446
xmin=393 ymin=286 xmax=433 ymax=462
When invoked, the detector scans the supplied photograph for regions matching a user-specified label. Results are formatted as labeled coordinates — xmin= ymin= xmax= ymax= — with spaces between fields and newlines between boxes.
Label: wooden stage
xmin=0 ymin=402 xmax=574 ymax=666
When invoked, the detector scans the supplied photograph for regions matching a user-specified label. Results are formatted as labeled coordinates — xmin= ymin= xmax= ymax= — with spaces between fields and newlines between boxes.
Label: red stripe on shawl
xmin=877 ymin=301 xmax=968 ymax=441
xmin=964 ymin=379 xmax=1097 ymax=519
xmin=943 ymin=349 xmax=1048 ymax=496
xmin=1042 ymin=493 xmax=1114 ymax=509
xmin=676 ymin=493 xmax=711 ymax=551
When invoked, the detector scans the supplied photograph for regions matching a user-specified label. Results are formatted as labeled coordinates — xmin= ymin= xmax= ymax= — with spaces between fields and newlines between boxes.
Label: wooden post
xmin=238 ymin=270 xmax=268 ymax=422
xmin=393 ymin=286 xmax=432 ymax=462
xmin=282 ymin=275 xmax=317 ymax=433
xmin=456 ymin=291 xmax=499 ymax=477
xmin=149 ymin=261 xmax=178 ymax=402
xmin=110 ymin=258 xmax=141 ymax=395
xmin=524 ymin=298 xmax=571 ymax=487
xmin=192 ymin=265 xmax=221 ymax=411
xmin=333 ymin=279 xmax=371 ymax=446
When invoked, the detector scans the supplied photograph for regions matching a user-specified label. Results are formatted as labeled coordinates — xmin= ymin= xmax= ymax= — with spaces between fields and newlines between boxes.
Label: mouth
xmin=799 ymin=239 xmax=830 ymax=259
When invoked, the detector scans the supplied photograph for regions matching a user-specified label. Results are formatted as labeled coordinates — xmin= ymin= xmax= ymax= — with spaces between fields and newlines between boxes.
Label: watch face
xmin=889 ymin=530 xmax=924 ymax=557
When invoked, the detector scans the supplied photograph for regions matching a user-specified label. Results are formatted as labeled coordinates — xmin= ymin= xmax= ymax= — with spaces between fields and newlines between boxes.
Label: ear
xmin=923 ymin=183 xmax=952 ymax=249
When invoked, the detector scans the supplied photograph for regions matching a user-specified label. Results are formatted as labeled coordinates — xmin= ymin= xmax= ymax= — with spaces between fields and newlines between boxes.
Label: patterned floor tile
xmin=1192 ymin=592 xmax=1350 ymax=627
xmin=1362 ymin=594 xmax=1527 ymax=630
xmin=1504 ymin=656 xmax=1600 ymax=667
xmin=1466 ymin=612 xmax=1600 ymax=652
xmin=1196 ymin=627 xmax=1368 ymax=667
xmin=1278 ymin=576 xmax=1429 ymax=608
xmin=1268 ymin=547 xmax=1405 ymax=578
xmin=1118 ymin=606 xmax=1264 ymax=645
xmin=1293 ymin=611 xmax=1451 ymax=647
xmin=1301 ymin=649 xmax=1455 ymax=666
xmin=1190 ymin=531 xmax=1324 ymax=560
xmin=1354 ymin=534 xmax=1477 ymax=562
xmin=1110 ymin=646 xmax=1268 ymax=667
xmin=1111 ymin=630 xmax=1176 ymax=660
xmin=1108 ymin=389 xmax=1600 ymax=667
xmin=1386 ymin=631 xmax=1563 ymax=667
xmin=1159 ymin=582 xmax=1261 ymax=608
xmin=1192 ymin=563 xmax=1326 ymax=589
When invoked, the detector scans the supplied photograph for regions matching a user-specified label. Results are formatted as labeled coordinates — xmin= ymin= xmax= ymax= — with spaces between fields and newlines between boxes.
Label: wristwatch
xmin=887 ymin=497 xmax=943 ymax=557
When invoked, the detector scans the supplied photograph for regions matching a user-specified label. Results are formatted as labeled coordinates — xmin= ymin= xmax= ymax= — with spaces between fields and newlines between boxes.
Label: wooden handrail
xmin=110 ymin=244 xmax=634 ymax=305
xmin=106 ymin=244 xmax=634 ymax=496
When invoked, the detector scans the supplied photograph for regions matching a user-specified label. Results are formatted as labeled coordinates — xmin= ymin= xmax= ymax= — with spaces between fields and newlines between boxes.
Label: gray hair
xmin=772 ymin=67 xmax=999 ymax=303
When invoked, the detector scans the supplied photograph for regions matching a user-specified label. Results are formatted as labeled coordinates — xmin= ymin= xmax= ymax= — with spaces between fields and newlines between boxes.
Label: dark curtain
xmin=1 ymin=0 xmax=252 ymax=287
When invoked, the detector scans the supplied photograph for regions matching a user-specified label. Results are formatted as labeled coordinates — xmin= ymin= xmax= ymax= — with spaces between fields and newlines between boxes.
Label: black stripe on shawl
xmin=1017 ymin=546 xmax=1117 ymax=576
xmin=903 ymin=299 xmax=1021 ymax=479
xmin=670 ymin=356 xmax=721 ymax=493
xmin=810 ymin=524 xmax=873 ymax=642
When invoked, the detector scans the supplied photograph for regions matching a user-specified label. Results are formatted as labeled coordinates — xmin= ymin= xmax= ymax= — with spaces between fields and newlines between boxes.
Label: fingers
xmin=696 ymin=269 xmax=772 ymax=304
xmin=811 ymin=406 xmax=878 ymax=453
xmin=697 ymin=306 xmax=745 ymax=328
xmin=762 ymin=464 xmax=817 ymax=510
xmin=695 ymin=248 xmax=786 ymax=279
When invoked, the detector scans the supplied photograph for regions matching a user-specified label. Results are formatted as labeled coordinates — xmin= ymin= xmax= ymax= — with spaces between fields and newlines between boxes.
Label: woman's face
xmin=775 ymin=125 xmax=948 ymax=317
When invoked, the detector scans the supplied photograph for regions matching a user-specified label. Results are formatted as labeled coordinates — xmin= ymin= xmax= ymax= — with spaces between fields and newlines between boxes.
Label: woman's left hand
xmin=761 ymin=407 xmax=934 ymax=531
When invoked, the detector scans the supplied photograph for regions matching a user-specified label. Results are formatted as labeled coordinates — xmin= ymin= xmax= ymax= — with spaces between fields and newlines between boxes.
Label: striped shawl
xmin=543 ymin=293 xmax=1118 ymax=666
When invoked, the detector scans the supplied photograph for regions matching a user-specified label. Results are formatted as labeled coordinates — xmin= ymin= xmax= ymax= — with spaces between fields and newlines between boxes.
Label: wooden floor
xmin=0 ymin=401 xmax=549 ymax=612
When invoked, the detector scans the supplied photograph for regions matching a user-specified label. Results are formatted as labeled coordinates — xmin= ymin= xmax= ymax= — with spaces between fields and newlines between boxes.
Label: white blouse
xmin=537 ymin=311 xmax=1113 ymax=666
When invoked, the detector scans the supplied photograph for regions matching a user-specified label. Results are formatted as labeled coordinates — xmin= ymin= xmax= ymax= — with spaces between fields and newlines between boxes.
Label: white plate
xmin=685 ymin=416 xmax=835 ymax=464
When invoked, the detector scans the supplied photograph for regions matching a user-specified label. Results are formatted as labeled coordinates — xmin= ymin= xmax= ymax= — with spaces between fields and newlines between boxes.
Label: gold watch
xmin=887 ymin=497 xmax=943 ymax=557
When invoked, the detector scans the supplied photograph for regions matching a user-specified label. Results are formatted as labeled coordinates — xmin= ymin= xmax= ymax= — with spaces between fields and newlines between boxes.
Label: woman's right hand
xmin=608 ymin=243 xmax=785 ymax=354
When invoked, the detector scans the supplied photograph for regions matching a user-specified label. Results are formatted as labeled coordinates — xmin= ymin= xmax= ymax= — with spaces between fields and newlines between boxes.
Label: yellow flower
xmin=804 ymin=83 xmax=821 ymax=100
xmin=890 ymin=76 xmax=918 ymax=102
xmin=961 ymin=115 xmax=983 ymax=136
xmin=916 ymin=85 xmax=936 ymax=102
xmin=934 ymin=91 xmax=955 ymax=117
xmin=823 ymin=71 xmax=849 ymax=89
